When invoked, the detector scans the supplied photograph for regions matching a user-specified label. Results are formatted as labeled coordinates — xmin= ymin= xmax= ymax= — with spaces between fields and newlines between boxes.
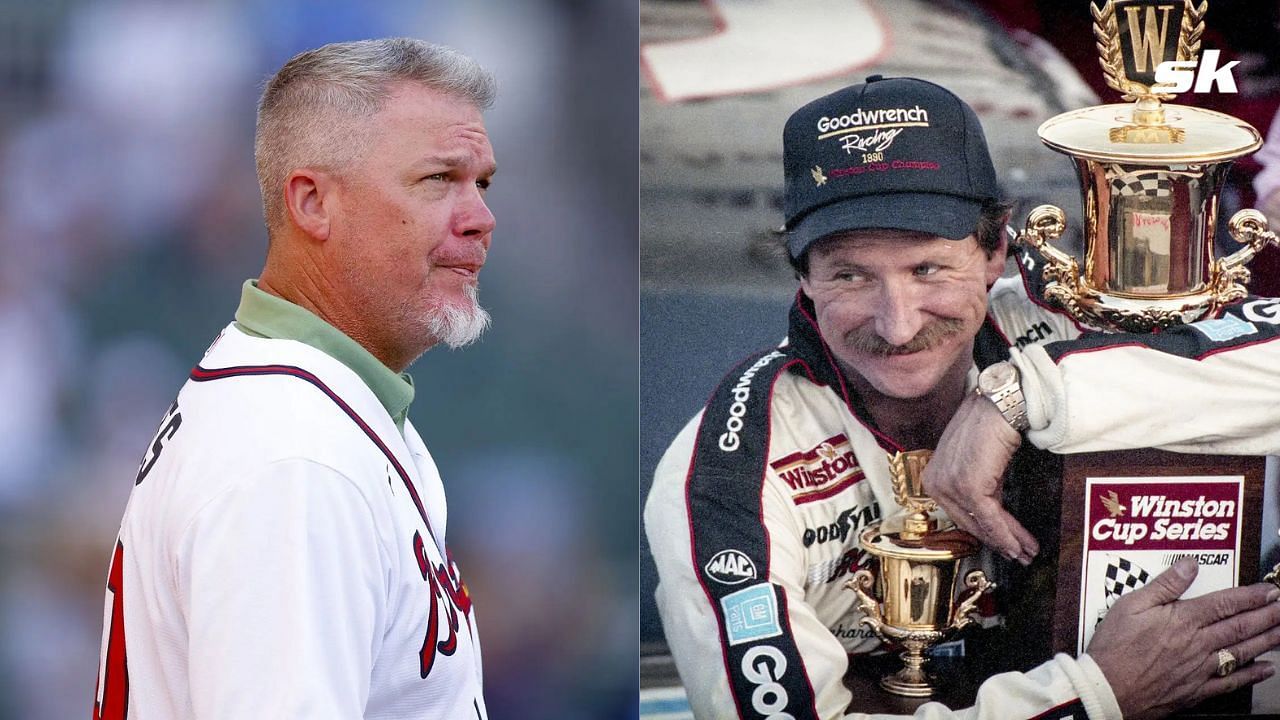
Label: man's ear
xmin=283 ymin=168 xmax=334 ymax=241
xmin=799 ymin=273 xmax=813 ymax=299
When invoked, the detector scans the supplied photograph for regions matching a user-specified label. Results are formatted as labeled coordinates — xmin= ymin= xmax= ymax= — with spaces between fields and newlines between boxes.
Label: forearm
xmin=1015 ymin=322 xmax=1280 ymax=455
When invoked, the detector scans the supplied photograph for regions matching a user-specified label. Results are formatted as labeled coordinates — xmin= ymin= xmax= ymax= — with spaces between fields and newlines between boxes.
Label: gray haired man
xmin=93 ymin=39 xmax=495 ymax=718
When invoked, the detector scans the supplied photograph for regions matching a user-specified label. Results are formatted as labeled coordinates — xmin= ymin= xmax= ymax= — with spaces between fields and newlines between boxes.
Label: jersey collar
xmin=233 ymin=279 xmax=414 ymax=431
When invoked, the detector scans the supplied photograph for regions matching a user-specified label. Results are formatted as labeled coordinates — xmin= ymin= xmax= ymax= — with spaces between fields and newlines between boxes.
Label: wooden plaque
xmin=1055 ymin=450 xmax=1266 ymax=717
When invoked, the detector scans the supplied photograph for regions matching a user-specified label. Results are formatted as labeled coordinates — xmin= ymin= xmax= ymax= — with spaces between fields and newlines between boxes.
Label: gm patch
xmin=1190 ymin=314 xmax=1257 ymax=342
xmin=721 ymin=583 xmax=783 ymax=646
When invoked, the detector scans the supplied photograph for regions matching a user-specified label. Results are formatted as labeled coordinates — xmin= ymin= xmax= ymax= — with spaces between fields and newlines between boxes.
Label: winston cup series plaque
xmin=1053 ymin=449 xmax=1265 ymax=715
xmin=1076 ymin=475 xmax=1244 ymax=654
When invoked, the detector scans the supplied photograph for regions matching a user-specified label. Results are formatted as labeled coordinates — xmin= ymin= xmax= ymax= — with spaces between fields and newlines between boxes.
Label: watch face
xmin=979 ymin=362 xmax=1016 ymax=393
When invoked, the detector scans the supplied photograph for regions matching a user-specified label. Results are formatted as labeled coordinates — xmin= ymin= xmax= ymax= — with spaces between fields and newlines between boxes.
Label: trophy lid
xmin=1038 ymin=103 xmax=1261 ymax=164
xmin=1045 ymin=0 xmax=1263 ymax=165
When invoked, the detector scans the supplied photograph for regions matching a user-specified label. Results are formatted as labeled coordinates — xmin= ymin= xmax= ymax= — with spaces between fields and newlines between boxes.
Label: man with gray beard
xmin=646 ymin=76 xmax=1280 ymax=719
xmin=93 ymin=39 xmax=496 ymax=718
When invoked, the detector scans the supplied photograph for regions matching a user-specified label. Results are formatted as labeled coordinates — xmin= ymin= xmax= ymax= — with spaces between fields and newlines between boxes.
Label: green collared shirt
xmin=233 ymin=280 xmax=414 ymax=432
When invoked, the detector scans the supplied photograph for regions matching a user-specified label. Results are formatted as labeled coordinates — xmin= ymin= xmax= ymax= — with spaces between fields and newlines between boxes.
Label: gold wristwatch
xmin=976 ymin=361 xmax=1029 ymax=432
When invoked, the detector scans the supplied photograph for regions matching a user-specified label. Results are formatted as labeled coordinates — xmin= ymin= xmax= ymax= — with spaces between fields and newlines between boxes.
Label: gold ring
xmin=1216 ymin=648 xmax=1238 ymax=677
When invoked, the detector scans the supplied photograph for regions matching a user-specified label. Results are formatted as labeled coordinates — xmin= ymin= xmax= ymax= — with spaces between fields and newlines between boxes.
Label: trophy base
xmin=877 ymin=639 xmax=945 ymax=698
xmin=1042 ymin=284 xmax=1215 ymax=333
xmin=879 ymin=669 xmax=935 ymax=698
xmin=845 ymin=651 xmax=980 ymax=714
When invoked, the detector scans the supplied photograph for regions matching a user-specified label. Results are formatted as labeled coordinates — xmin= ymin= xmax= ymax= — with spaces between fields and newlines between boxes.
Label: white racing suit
xmin=644 ymin=243 xmax=1280 ymax=719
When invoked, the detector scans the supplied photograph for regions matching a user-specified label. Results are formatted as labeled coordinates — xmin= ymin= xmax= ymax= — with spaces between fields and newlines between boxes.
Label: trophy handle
xmin=846 ymin=568 xmax=886 ymax=635
xmin=948 ymin=569 xmax=996 ymax=633
xmin=1017 ymin=205 xmax=1080 ymax=289
xmin=1214 ymin=210 xmax=1280 ymax=303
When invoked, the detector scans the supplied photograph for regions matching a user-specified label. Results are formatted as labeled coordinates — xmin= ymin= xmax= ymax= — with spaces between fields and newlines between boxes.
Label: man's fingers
xmin=1201 ymin=590 xmax=1280 ymax=655
xmin=980 ymin=511 xmax=1038 ymax=564
xmin=1225 ymin=620 xmax=1280 ymax=670
xmin=1195 ymin=659 xmax=1274 ymax=703
xmin=929 ymin=478 xmax=1036 ymax=563
xmin=965 ymin=498 xmax=1034 ymax=564
xmin=943 ymin=500 xmax=980 ymax=537
xmin=1008 ymin=519 xmax=1040 ymax=562
xmin=933 ymin=494 xmax=983 ymax=540
xmin=1187 ymin=583 xmax=1280 ymax=627
xmin=1127 ymin=558 xmax=1198 ymax=610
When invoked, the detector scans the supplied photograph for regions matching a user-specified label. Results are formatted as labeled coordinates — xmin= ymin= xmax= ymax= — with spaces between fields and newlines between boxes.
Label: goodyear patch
xmin=721 ymin=582 xmax=783 ymax=646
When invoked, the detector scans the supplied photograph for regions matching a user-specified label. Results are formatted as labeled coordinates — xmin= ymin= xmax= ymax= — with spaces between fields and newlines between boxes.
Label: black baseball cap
xmin=782 ymin=76 xmax=999 ymax=258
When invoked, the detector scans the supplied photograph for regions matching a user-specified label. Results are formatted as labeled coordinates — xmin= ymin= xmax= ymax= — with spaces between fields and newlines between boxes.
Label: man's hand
xmin=922 ymin=391 xmax=1037 ymax=565
xmin=1088 ymin=558 xmax=1280 ymax=720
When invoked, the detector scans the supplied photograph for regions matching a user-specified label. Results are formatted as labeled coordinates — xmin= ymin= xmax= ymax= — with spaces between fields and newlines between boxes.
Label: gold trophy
xmin=1017 ymin=0 xmax=1277 ymax=332
xmin=845 ymin=450 xmax=995 ymax=697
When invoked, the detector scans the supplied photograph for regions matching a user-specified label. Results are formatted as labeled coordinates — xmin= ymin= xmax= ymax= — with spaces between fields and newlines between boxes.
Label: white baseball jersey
xmin=93 ymin=323 xmax=486 ymax=719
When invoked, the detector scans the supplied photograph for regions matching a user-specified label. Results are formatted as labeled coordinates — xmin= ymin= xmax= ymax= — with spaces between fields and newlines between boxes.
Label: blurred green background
xmin=0 ymin=1 xmax=638 ymax=718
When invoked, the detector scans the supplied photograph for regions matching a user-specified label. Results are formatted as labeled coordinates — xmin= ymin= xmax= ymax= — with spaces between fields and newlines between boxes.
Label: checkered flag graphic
xmin=1094 ymin=556 xmax=1155 ymax=629
xmin=1103 ymin=556 xmax=1152 ymax=609
xmin=1110 ymin=175 xmax=1174 ymax=199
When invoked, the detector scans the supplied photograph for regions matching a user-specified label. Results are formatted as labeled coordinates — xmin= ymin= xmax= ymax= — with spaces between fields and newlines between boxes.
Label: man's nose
xmin=455 ymin=188 xmax=496 ymax=247
xmin=873 ymin=280 xmax=925 ymax=347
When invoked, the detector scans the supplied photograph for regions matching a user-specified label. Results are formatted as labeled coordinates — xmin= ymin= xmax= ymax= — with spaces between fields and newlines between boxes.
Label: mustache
xmin=843 ymin=318 xmax=965 ymax=357
xmin=433 ymin=246 xmax=488 ymax=268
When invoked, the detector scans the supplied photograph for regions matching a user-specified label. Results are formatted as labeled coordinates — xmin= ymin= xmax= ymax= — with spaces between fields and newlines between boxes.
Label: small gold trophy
xmin=1018 ymin=0 xmax=1278 ymax=332
xmin=844 ymin=450 xmax=995 ymax=697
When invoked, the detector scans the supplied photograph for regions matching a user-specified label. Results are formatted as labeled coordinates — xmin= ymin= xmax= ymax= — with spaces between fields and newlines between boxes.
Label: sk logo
xmin=811 ymin=165 xmax=827 ymax=187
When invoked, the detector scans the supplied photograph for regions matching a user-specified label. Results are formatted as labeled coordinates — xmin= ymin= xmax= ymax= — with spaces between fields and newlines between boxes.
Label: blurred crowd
xmin=0 ymin=1 xmax=637 ymax=719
